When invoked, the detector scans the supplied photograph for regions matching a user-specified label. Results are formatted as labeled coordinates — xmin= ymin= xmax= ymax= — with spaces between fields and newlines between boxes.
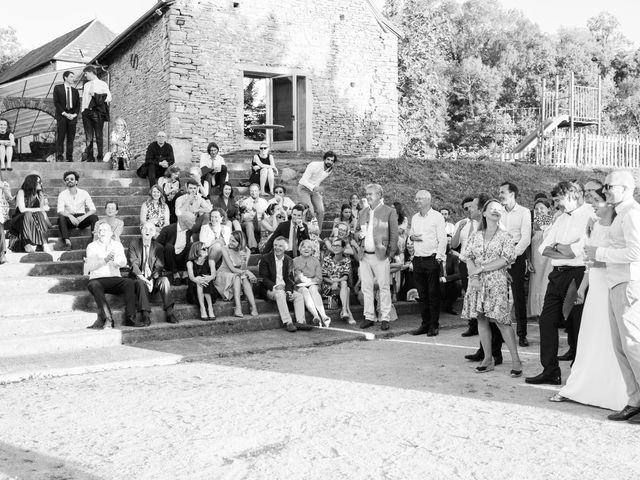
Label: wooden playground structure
xmin=508 ymin=72 xmax=640 ymax=168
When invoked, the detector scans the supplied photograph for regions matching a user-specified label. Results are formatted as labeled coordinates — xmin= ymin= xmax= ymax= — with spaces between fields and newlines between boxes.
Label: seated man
xmin=0 ymin=178 xmax=14 ymax=264
xmin=128 ymin=221 xmax=177 ymax=325
xmin=136 ymin=131 xmax=175 ymax=187
xmin=157 ymin=212 xmax=196 ymax=286
xmin=57 ymin=170 xmax=99 ymax=250
xmin=175 ymin=178 xmax=212 ymax=235
xmin=259 ymin=236 xmax=311 ymax=332
xmin=268 ymin=185 xmax=295 ymax=219
xmin=262 ymin=203 xmax=309 ymax=257
xmin=240 ymin=183 xmax=268 ymax=253
xmin=93 ymin=200 xmax=124 ymax=242
xmin=85 ymin=223 xmax=141 ymax=328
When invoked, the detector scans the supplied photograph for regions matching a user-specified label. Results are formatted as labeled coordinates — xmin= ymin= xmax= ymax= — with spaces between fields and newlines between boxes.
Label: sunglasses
xmin=259 ymin=147 xmax=268 ymax=150
xmin=602 ymin=184 xmax=624 ymax=191
xmin=200 ymin=247 xmax=208 ymax=251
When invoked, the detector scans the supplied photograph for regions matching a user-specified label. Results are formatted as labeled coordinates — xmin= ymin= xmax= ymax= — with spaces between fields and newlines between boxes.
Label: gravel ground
xmin=0 ymin=325 xmax=639 ymax=480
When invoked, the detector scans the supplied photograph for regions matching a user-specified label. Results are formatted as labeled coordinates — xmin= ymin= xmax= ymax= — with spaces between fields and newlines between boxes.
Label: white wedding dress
xmin=559 ymin=222 xmax=627 ymax=411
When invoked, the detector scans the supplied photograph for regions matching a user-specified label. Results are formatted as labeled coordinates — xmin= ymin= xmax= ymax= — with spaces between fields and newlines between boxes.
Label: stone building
xmin=94 ymin=0 xmax=401 ymax=163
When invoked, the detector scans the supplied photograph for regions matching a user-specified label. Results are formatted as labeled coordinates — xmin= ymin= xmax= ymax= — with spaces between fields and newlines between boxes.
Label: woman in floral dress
xmin=461 ymin=199 xmax=523 ymax=377
xmin=139 ymin=185 xmax=170 ymax=238
xmin=109 ymin=117 xmax=131 ymax=170
xmin=322 ymin=238 xmax=355 ymax=324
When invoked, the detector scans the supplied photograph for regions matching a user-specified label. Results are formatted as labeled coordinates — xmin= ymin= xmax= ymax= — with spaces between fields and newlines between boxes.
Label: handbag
xmin=102 ymin=151 xmax=111 ymax=163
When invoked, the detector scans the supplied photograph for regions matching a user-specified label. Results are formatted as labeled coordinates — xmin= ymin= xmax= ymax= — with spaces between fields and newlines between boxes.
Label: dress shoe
xmin=141 ymin=311 xmax=152 ymax=326
xmin=293 ymin=321 xmax=312 ymax=331
xmin=285 ymin=322 xmax=297 ymax=332
xmin=461 ymin=327 xmax=478 ymax=337
xmin=87 ymin=316 xmax=107 ymax=329
xmin=360 ymin=320 xmax=375 ymax=329
xmin=427 ymin=328 xmax=439 ymax=337
xmin=525 ymin=371 xmax=561 ymax=385
xmin=411 ymin=326 xmax=430 ymax=336
xmin=627 ymin=412 xmax=640 ymax=424
xmin=124 ymin=316 xmax=145 ymax=328
xmin=381 ymin=320 xmax=390 ymax=331
xmin=558 ymin=350 xmax=575 ymax=361
xmin=607 ymin=405 xmax=640 ymax=421
xmin=172 ymin=277 xmax=182 ymax=287
xmin=465 ymin=350 xmax=483 ymax=362
xmin=519 ymin=336 xmax=529 ymax=347
xmin=166 ymin=310 xmax=178 ymax=324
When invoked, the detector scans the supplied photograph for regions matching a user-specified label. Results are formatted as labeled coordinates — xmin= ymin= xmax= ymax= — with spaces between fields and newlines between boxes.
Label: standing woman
xmin=186 ymin=241 xmax=217 ymax=321
xmin=109 ymin=117 xmax=131 ymax=170
xmin=249 ymin=143 xmax=278 ymax=196
xmin=0 ymin=119 xmax=15 ymax=171
xmin=140 ymin=185 xmax=170 ymax=238
xmin=10 ymin=174 xmax=51 ymax=252
xmin=461 ymin=199 xmax=522 ymax=377
xmin=158 ymin=165 xmax=182 ymax=224
xmin=527 ymin=198 xmax=554 ymax=318
xmin=200 ymin=142 xmax=228 ymax=194
xmin=349 ymin=194 xmax=361 ymax=226
xmin=215 ymin=231 xmax=259 ymax=318
xmin=294 ymin=239 xmax=331 ymax=326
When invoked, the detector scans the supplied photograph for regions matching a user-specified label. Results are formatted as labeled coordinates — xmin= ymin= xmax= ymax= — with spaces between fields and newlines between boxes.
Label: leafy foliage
xmin=0 ymin=27 xmax=25 ymax=75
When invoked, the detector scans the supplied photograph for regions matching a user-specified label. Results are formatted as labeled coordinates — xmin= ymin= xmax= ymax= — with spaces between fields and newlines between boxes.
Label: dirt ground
xmin=0 ymin=324 xmax=639 ymax=480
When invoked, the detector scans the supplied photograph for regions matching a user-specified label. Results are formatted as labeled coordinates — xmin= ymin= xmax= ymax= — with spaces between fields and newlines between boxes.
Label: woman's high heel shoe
xmin=233 ymin=307 xmax=243 ymax=318
xmin=475 ymin=362 xmax=495 ymax=373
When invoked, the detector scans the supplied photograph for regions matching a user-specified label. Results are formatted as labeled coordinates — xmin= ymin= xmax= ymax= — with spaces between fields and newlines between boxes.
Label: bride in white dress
xmin=549 ymin=192 xmax=627 ymax=410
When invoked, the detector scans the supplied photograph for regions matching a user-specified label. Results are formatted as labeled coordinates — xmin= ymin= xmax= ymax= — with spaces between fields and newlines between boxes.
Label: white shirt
xmin=199 ymin=153 xmax=226 ymax=172
xmin=240 ymin=196 xmax=268 ymax=220
xmin=444 ymin=221 xmax=456 ymax=237
xmin=81 ymin=78 xmax=112 ymax=110
xmin=364 ymin=203 xmax=382 ymax=252
xmin=84 ymin=239 xmax=127 ymax=279
xmin=595 ymin=198 xmax=640 ymax=288
xmin=175 ymin=223 xmax=188 ymax=255
xmin=275 ymin=255 xmax=285 ymax=287
xmin=268 ymin=196 xmax=295 ymax=215
xmin=409 ymin=209 xmax=447 ymax=260
xmin=298 ymin=161 xmax=332 ymax=191
xmin=539 ymin=203 xmax=593 ymax=267
xmin=199 ymin=223 xmax=231 ymax=248
xmin=502 ymin=202 xmax=532 ymax=257
xmin=57 ymin=188 xmax=96 ymax=215
xmin=175 ymin=194 xmax=212 ymax=218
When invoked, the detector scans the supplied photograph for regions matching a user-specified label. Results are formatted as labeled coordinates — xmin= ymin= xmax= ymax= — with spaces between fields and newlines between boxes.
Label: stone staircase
xmin=0 ymin=152 xmax=418 ymax=382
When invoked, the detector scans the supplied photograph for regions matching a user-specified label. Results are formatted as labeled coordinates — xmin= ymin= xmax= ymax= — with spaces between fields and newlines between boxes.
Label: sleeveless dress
xmin=186 ymin=259 xmax=217 ymax=304
xmin=214 ymin=247 xmax=249 ymax=300
xmin=558 ymin=222 xmax=627 ymax=411
xmin=248 ymin=154 xmax=274 ymax=194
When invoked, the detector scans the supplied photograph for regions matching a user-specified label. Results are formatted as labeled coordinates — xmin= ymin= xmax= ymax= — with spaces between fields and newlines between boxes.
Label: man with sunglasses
xmin=56 ymin=171 xmax=99 ymax=251
xmin=585 ymin=171 xmax=640 ymax=423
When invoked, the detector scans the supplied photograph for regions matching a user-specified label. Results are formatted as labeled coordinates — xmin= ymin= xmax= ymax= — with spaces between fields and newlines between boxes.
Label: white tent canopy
xmin=0 ymin=66 xmax=86 ymax=139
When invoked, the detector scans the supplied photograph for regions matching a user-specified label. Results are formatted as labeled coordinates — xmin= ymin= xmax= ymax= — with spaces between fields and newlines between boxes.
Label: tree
xmin=0 ymin=26 xmax=25 ymax=75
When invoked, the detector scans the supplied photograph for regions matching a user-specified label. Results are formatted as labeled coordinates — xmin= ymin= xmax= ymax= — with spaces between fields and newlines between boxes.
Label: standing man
xmin=53 ymin=71 xmax=80 ymax=162
xmin=56 ymin=171 xmax=99 ymax=251
xmin=357 ymin=184 xmax=398 ymax=331
xmin=499 ymin=182 xmax=532 ymax=347
xmin=128 ymin=221 xmax=177 ymax=326
xmin=80 ymin=66 xmax=111 ymax=162
xmin=297 ymin=151 xmax=337 ymax=228
xmin=409 ymin=190 xmax=447 ymax=336
xmin=440 ymin=207 xmax=457 ymax=237
xmin=585 ymin=171 xmax=640 ymax=422
xmin=262 ymin=203 xmax=309 ymax=256
xmin=137 ymin=132 xmax=175 ymax=187
xmin=526 ymin=181 xmax=593 ymax=385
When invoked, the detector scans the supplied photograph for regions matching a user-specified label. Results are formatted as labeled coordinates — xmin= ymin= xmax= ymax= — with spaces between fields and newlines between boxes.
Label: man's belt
xmin=553 ymin=265 xmax=585 ymax=272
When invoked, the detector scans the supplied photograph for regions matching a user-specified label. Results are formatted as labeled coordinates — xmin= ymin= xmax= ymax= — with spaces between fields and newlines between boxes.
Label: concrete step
xmin=46 ymin=224 xmax=141 ymax=238
xmin=0 ymin=311 xmax=97 ymax=337
xmin=46 ymin=212 xmax=142 ymax=225
xmin=0 ymin=329 xmax=122 ymax=358
xmin=0 ymin=345 xmax=183 ymax=384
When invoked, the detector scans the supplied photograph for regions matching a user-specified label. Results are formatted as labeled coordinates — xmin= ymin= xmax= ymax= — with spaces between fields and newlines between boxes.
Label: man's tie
xmin=292 ymin=225 xmax=299 ymax=257
xmin=66 ymin=87 xmax=72 ymax=110
xmin=143 ymin=244 xmax=151 ymax=278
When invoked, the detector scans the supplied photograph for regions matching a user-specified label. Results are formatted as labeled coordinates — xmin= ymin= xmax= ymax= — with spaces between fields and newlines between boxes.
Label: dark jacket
xmin=53 ymin=84 xmax=80 ymax=120
xmin=138 ymin=142 xmax=176 ymax=179
xmin=88 ymin=93 xmax=110 ymax=120
xmin=259 ymin=251 xmax=296 ymax=294
xmin=127 ymin=238 xmax=165 ymax=279
xmin=210 ymin=195 xmax=239 ymax=222
xmin=156 ymin=223 xmax=193 ymax=248
xmin=262 ymin=220 xmax=309 ymax=255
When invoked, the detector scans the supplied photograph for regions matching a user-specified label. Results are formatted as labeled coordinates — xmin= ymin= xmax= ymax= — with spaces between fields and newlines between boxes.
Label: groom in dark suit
xmin=53 ymin=71 xmax=80 ymax=162
xmin=128 ymin=221 xmax=177 ymax=325
xmin=262 ymin=204 xmax=309 ymax=256
xmin=156 ymin=213 xmax=195 ymax=285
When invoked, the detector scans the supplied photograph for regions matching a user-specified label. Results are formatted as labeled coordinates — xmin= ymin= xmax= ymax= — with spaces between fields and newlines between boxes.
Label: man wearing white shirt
xmin=526 ymin=181 xmax=593 ymax=385
xmin=80 ymin=66 xmax=111 ymax=162
xmin=499 ymin=182 xmax=532 ymax=347
xmin=452 ymin=196 xmax=478 ymax=336
xmin=200 ymin=142 xmax=228 ymax=194
xmin=85 ymin=223 xmax=140 ymax=329
xmin=297 ymin=151 xmax=337 ymax=228
xmin=240 ymin=183 xmax=269 ymax=252
xmin=56 ymin=170 xmax=98 ymax=250
xmin=409 ymin=190 xmax=446 ymax=336
xmin=585 ymin=171 xmax=640 ymax=422
xmin=157 ymin=213 xmax=196 ymax=286
xmin=175 ymin=179 xmax=212 ymax=235
xmin=440 ymin=207 xmax=457 ymax=237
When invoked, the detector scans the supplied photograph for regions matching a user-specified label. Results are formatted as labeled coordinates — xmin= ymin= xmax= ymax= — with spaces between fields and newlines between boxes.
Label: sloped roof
xmin=364 ymin=0 xmax=403 ymax=38
xmin=0 ymin=20 xmax=115 ymax=85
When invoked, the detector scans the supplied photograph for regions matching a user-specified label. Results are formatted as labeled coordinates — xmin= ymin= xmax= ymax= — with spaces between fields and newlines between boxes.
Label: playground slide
xmin=511 ymin=114 xmax=569 ymax=155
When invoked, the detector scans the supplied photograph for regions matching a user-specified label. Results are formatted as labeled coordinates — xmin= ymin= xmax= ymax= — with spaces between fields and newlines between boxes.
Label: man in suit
xmin=262 ymin=203 xmax=309 ymax=256
xmin=53 ymin=71 xmax=80 ymax=162
xmin=128 ymin=221 xmax=177 ymax=326
xmin=259 ymin=236 xmax=311 ymax=332
xmin=357 ymin=183 xmax=399 ymax=331
xmin=137 ymin=132 xmax=175 ymax=186
xmin=157 ymin=213 xmax=195 ymax=286
xmin=80 ymin=65 xmax=111 ymax=162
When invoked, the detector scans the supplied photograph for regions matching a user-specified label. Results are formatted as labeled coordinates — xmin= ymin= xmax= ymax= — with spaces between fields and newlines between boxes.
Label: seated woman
xmin=199 ymin=208 xmax=232 ymax=263
xmin=186 ymin=241 xmax=217 ymax=321
xmin=0 ymin=175 xmax=14 ymax=263
xmin=109 ymin=117 xmax=131 ymax=170
xmin=248 ymin=143 xmax=278 ymax=196
xmin=268 ymin=185 xmax=295 ymax=219
xmin=0 ymin=118 xmax=15 ymax=171
xmin=93 ymin=201 xmax=124 ymax=242
xmin=332 ymin=203 xmax=357 ymax=234
xmin=157 ymin=165 xmax=182 ymax=223
xmin=397 ymin=239 xmax=418 ymax=301
xmin=214 ymin=230 xmax=258 ymax=318
xmin=294 ymin=239 xmax=331 ymax=326
xmin=210 ymin=182 xmax=240 ymax=231
xmin=10 ymin=174 xmax=51 ymax=253
xmin=140 ymin=185 xmax=170 ymax=238
xmin=259 ymin=203 xmax=282 ymax=252
xmin=323 ymin=221 xmax=356 ymax=257
xmin=200 ymin=142 xmax=228 ymax=194
xmin=322 ymin=238 xmax=355 ymax=324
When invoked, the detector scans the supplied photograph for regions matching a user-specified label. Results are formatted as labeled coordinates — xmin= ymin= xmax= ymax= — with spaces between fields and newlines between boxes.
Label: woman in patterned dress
xmin=139 ymin=185 xmax=170 ymax=238
xmin=109 ymin=117 xmax=131 ymax=170
xmin=461 ymin=199 xmax=523 ymax=377
xmin=322 ymin=238 xmax=355 ymax=324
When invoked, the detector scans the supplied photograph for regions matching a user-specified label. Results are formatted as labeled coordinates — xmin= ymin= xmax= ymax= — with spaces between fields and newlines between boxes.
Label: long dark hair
xmin=0 ymin=118 xmax=11 ymax=133
xmin=339 ymin=203 xmax=352 ymax=221
xmin=392 ymin=201 xmax=406 ymax=225
xmin=21 ymin=174 xmax=42 ymax=208
xmin=219 ymin=182 xmax=235 ymax=198
xmin=478 ymin=199 xmax=501 ymax=231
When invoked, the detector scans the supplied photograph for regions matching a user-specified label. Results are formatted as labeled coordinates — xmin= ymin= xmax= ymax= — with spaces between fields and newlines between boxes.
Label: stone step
xmin=0 ymin=311 xmax=98 ymax=337
xmin=0 ymin=345 xmax=183 ymax=384
xmin=0 ymin=329 xmax=122 ymax=358
xmin=47 ymin=212 xmax=142 ymax=224
xmin=46 ymin=224 xmax=141 ymax=238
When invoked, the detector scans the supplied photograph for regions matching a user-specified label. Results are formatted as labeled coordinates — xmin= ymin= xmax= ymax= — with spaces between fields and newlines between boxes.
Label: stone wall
xmin=167 ymin=0 xmax=399 ymax=160
xmin=100 ymin=15 xmax=172 ymax=163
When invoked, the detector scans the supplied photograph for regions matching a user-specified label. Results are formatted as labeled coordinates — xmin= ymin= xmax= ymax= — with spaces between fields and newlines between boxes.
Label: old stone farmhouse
xmin=94 ymin=0 xmax=401 ymax=162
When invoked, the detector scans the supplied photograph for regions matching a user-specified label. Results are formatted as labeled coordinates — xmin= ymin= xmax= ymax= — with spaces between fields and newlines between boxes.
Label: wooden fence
xmin=540 ymin=133 xmax=640 ymax=168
